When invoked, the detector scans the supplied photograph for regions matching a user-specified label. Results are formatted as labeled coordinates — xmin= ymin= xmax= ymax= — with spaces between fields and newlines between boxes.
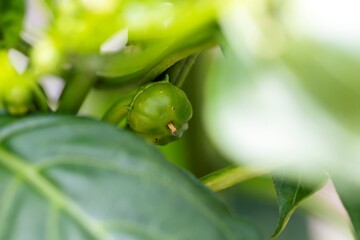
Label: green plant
xmin=1 ymin=0 xmax=360 ymax=239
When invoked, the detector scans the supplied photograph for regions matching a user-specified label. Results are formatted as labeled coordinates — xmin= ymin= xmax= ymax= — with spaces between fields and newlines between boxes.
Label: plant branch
xmin=167 ymin=54 xmax=199 ymax=88
xmin=57 ymin=72 xmax=96 ymax=114
xmin=201 ymin=165 xmax=269 ymax=192
xmin=32 ymin=84 xmax=49 ymax=112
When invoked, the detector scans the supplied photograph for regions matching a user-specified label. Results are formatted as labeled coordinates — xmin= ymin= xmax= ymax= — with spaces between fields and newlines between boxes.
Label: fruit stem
xmin=102 ymin=93 xmax=135 ymax=125
xmin=167 ymin=54 xmax=199 ymax=88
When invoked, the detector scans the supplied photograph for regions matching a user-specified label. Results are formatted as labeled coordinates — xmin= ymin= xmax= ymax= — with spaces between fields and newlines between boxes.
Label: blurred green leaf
xmin=281 ymin=40 xmax=360 ymax=133
xmin=271 ymin=168 xmax=327 ymax=239
xmin=96 ymin=27 xmax=217 ymax=88
xmin=0 ymin=114 xmax=262 ymax=240
xmin=0 ymin=0 xmax=25 ymax=48
xmin=204 ymin=10 xmax=360 ymax=188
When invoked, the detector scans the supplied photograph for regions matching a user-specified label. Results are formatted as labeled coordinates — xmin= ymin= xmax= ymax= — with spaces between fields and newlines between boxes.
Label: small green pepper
xmin=127 ymin=80 xmax=192 ymax=145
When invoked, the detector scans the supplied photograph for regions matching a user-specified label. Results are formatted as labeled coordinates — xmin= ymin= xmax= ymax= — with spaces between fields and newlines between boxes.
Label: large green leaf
xmin=96 ymin=28 xmax=216 ymax=89
xmin=0 ymin=0 xmax=25 ymax=48
xmin=0 ymin=115 xmax=262 ymax=240
xmin=271 ymin=169 xmax=327 ymax=239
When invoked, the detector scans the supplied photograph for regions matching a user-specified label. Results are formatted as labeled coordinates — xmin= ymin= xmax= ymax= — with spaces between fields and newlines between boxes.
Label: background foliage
xmin=1 ymin=0 xmax=360 ymax=239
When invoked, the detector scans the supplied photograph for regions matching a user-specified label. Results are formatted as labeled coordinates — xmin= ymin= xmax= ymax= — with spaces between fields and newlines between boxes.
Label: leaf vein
xmin=35 ymin=156 xmax=236 ymax=239
xmin=0 ymin=147 xmax=111 ymax=240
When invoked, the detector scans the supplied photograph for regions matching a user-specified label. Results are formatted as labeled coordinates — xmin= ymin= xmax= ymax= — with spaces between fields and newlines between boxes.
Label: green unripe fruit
xmin=127 ymin=81 xmax=193 ymax=145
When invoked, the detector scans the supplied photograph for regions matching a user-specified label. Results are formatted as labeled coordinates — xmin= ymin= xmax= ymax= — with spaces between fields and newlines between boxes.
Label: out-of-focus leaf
xmin=271 ymin=168 xmax=327 ymax=239
xmin=88 ymin=0 xmax=218 ymax=88
xmin=0 ymin=114 xmax=13 ymax=128
xmin=96 ymin=27 xmax=217 ymax=88
xmin=0 ymin=114 xmax=262 ymax=240
xmin=281 ymin=40 xmax=360 ymax=133
xmin=204 ymin=46 xmax=341 ymax=175
xmin=204 ymin=0 xmax=360 ymax=185
xmin=32 ymin=0 xmax=219 ymax=78
xmin=0 ymin=0 xmax=25 ymax=48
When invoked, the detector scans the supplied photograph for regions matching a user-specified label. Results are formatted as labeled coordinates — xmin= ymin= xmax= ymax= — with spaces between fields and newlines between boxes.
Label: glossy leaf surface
xmin=0 ymin=115 xmax=261 ymax=240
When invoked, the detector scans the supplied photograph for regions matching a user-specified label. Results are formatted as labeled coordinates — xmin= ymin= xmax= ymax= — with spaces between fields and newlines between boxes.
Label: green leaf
xmin=0 ymin=0 xmax=25 ymax=48
xmin=271 ymin=169 xmax=327 ymax=239
xmin=0 ymin=114 xmax=262 ymax=240
xmin=96 ymin=26 xmax=217 ymax=89
xmin=332 ymin=178 xmax=360 ymax=239
xmin=281 ymin=40 xmax=360 ymax=133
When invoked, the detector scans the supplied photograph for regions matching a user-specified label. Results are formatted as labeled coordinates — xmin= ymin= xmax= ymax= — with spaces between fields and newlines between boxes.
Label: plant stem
xmin=57 ymin=72 xmax=96 ymax=114
xmin=167 ymin=54 xmax=199 ymax=88
xmin=102 ymin=94 xmax=134 ymax=125
xmin=201 ymin=165 xmax=269 ymax=192
xmin=32 ymin=85 xmax=49 ymax=112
